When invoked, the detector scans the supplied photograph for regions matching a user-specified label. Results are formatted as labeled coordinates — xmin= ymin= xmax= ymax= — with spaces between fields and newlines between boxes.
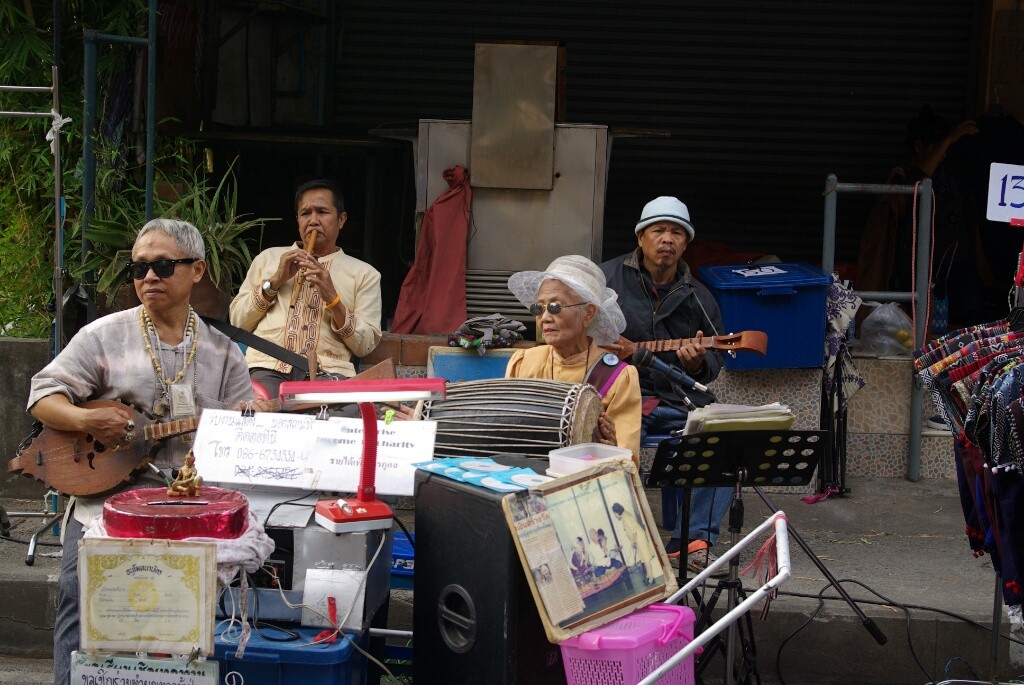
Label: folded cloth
xmin=85 ymin=512 xmax=275 ymax=588
xmin=449 ymin=314 xmax=526 ymax=354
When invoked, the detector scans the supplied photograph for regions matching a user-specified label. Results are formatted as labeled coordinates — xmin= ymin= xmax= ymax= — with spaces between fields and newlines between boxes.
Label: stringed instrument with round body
xmin=8 ymin=400 xmax=201 ymax=497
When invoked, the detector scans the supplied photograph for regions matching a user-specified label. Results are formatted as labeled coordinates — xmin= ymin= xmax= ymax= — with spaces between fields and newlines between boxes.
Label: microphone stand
xmin=751 ymin=485 xmax=887 ymax=645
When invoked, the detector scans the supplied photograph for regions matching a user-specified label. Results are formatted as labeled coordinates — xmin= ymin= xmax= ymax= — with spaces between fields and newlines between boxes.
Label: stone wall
xmin=1 ymin=338 xmax=51 ymax=499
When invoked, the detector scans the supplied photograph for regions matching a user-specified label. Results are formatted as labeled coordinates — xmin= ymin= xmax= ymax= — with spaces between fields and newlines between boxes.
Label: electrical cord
xmin=262 ymin=490 xmax=319 ymax=527
xmin=773 ymin=578 xmax=1024 ymax=685
xmin=392 ymin=515 xmax=414 ymax=550
xmin=780 ymin=587 xmax=1024 ymax=647
xmin=942 ymin=655 xmax=981 ymax=682
xmin=776 ymin=578 xmax=936 ymax=684
xmin=0 ymin=534 xmax=61 ymax=547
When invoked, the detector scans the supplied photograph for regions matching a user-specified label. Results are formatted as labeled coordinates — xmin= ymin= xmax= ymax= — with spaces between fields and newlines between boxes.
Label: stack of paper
xmin=682 ymin=402 xmax=795 ymax=435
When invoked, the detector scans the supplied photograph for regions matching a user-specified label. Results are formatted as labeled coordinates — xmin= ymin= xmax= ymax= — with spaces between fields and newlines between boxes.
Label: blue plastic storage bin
xmin=699 ymin=263 xmax=831 ymax=370
xmin=391 ymin=531 xmax=415 ymax=589
xmin=213 ymin=624 xmax=363 ymax=685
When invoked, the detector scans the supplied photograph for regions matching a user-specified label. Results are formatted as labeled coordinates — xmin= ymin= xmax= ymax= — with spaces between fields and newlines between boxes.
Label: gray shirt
xmin=28 ymin=305 xmax=253 ymax=522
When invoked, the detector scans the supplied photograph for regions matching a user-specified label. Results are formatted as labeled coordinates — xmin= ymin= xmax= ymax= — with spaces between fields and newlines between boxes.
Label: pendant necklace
xmin=141 ymin=307 xmax=199 ymax=417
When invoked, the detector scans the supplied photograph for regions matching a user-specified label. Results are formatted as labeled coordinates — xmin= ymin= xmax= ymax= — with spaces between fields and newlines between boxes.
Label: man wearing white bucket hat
xmin=506 ymin=255 xmax=642 ymax=460
xmin=601 ymin=196 xmax=729 ymax=578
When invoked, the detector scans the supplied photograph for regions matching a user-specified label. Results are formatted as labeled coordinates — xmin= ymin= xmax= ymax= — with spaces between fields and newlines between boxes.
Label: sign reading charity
xmin=192 ymin=409 xmax=437 ymax=496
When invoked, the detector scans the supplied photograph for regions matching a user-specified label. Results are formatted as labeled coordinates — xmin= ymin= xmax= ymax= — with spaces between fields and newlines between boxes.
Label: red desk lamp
xmin=279 ymin=378 xmax=446 ymax=533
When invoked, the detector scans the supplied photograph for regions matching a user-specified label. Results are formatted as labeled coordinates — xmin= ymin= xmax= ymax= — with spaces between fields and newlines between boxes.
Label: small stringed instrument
xmin=9 ymin=400 xmax=201 ymax=497
xmin=603 ymin=330 xmax=768 ymax=359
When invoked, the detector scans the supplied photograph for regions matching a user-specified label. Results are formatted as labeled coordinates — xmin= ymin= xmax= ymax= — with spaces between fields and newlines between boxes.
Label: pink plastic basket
xmin=560 ymin=604 xmax=697 ymax=685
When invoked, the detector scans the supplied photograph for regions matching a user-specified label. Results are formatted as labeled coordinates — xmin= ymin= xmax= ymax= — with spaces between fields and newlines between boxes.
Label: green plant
xmin=0 ymin=0 xmax=147 ymax=336
xmin=162 ymin=159 xmax=274 ymax=290
xmin=67 ymin=155 xmax=276 ymax=303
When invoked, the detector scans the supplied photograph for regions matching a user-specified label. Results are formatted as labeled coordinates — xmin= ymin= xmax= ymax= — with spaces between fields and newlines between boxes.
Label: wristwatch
xmin=261 ymin=279 xmax=278 ymax=298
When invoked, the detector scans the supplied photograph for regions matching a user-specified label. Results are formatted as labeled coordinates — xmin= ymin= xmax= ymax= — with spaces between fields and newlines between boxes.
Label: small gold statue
xmin=167 ymin=451 xmax=203 ymax=497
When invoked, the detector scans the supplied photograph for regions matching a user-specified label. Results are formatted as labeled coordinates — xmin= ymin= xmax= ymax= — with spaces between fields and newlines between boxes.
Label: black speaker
xmin=414 ymin=457 xmax=565 ymax=684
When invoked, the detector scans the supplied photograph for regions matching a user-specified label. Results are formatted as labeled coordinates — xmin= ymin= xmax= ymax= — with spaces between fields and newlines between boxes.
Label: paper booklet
xmin=683 ymin=402 xmax=795 ymax=435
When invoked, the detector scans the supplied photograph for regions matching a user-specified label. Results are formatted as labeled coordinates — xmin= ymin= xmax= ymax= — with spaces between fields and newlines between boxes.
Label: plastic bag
xmin=860 ymin=302 xmax=915 ymax=355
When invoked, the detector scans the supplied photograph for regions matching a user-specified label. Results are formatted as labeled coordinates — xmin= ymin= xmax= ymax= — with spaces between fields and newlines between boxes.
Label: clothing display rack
xmin=913 ymin=257 xmax=1024 ymax=684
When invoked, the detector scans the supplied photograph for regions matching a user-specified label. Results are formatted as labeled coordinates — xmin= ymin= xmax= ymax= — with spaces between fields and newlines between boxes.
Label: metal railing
xmin=81 ymin=0 xmax=157 ymax=321
xmin=821 ymin=173 xmax=933 ymax=481
xmin=0 ymin=65 xmax=68 ymax=353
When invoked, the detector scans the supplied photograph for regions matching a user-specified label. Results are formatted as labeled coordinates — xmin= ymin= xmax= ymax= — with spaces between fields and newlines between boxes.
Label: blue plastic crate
xmin=391 ymin=531 xmax=415 ymax=589
xmin=699 ymin=263 xmax=831 ymax=370
xmin=426 ymin=346 xmax=517 ymax=382
xmin=213 ymin=624 xmax=362 ymax=685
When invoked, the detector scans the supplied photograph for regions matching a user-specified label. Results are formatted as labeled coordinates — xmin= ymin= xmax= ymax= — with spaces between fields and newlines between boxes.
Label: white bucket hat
xmin=507 ymin=255 xmax=626 ymax=346
xmin=634 ymin=196 xmax=695 ymax=239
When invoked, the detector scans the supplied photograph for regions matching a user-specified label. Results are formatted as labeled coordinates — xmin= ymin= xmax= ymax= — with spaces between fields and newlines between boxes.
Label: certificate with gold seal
xmin=79 ymin=538 xmax=217 ymax=655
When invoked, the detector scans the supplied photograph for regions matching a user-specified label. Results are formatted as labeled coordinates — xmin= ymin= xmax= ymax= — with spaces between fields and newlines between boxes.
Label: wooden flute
xmin=289 ymin=230 xmax=318 ymax=308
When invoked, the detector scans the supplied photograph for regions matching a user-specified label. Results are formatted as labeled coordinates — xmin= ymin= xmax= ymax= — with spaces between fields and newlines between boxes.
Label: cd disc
xmin=479 ymin=476 xmax=522 ymax=492
xmin=509 ymin=472 xmax=552 ymax=487
xmin=455 ymin=459 xmax=511 ymax=472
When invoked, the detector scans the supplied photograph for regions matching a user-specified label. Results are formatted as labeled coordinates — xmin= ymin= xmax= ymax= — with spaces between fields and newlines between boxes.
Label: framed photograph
xmin=501 ymin=458 xmax=676 ymax=643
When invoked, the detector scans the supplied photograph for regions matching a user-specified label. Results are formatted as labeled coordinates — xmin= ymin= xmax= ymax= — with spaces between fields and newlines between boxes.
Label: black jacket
xmin=601 ymin=248 xmax=724 ymax=407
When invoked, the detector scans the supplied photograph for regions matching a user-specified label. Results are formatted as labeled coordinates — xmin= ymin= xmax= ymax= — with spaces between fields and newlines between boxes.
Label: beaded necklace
xmin=140 ymin=306 xmax=199 ymax=390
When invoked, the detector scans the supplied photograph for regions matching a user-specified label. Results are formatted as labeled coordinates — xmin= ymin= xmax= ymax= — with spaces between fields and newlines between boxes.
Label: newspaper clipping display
xmin=501 ymin=459 xmax=676 ymax=642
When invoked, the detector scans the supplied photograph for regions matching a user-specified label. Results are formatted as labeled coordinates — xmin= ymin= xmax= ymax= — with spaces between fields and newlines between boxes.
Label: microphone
xmin=631 ymin=348 xmax=711 ymax=394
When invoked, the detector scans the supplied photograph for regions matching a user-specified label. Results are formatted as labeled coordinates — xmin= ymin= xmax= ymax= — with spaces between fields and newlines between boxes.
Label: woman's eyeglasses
xmin=125 ymin=258 xmax=198 ymax=280
xmin=529 ymin=302 xmax=587 ymax=316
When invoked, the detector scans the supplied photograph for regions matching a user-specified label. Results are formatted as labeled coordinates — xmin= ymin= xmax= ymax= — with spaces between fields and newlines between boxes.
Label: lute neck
xmin=638 ymin=336 xmax=709 ymax=354
xmin=144 ymin=415 xmax=201 ymax=442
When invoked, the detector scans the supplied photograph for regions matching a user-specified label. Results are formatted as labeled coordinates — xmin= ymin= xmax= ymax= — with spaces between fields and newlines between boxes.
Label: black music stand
xmin=645 ymin=430 xmax=824 ymax=685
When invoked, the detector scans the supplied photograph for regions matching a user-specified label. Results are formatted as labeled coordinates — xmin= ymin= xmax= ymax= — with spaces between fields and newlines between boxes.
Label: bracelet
xmin=325 ymin=294 xmax=342 ymax=309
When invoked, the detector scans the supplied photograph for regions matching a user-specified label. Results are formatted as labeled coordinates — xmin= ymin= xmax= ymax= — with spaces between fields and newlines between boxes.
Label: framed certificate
xmin=79 ymin=538 xmax=217 ymax=655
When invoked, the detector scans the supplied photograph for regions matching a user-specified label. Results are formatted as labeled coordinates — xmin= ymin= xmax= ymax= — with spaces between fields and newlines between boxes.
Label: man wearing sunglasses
xmin=601 ymin=196 xmax=729 ymax=579
xmin=230 ymin=179 xmax=382 ymax=396
xmin=27 ymin=218 xmax=254 ymax=685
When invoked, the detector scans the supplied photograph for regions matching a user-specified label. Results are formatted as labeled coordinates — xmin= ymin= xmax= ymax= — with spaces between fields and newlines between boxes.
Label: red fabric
xmin=391 ymin=165 xmax=472 ymax=334
xmin=250 ymin=380 xmax=271 ymax=401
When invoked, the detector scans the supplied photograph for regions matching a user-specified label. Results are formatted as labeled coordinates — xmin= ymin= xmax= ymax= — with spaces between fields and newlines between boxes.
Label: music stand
xmin=645 ymin=429 xmax=824 ymax=685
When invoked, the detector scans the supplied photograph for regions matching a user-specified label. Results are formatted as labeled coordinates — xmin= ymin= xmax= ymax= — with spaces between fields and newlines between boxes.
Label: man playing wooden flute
xmin=230 ymin=179 xmax=383 ymax=396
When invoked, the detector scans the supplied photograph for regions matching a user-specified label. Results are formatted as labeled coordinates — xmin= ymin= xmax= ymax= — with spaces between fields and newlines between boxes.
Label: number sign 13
xmin=988 ymin=162 xmax=1024 ymax=224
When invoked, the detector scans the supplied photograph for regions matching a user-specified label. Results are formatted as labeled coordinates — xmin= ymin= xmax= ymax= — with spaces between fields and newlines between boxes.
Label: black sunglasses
xmin=126 ymin=258 xmax=198 ymax=280
xmin=529 ymin=302 xmax=587 ymax=316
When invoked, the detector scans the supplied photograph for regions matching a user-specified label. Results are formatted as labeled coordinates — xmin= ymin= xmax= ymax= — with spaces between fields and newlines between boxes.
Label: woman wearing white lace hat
xmin=506 ymin=255 xmax=642 ymax=462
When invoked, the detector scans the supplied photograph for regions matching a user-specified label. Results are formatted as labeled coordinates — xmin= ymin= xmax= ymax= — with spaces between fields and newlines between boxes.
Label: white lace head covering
xmin=507 ymin=255 xmax=626 ymax=345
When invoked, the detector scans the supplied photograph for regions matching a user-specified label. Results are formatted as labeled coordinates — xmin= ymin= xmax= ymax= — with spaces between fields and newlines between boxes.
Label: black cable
xmin=392 ymin=515 xmax=414 ymax=550
xmin=770 ymin=575 xmax=1024 ymax=685
xmin=0 ymin=534 xmax=62 ymax=547
xmin=248 ymin=570 xmax=300 ymax=642
xmin=943 ymin=655 xmax=981 ymax=681
xmin=777 ymin=588 xmax=1024 ymax=646
xmin=262 ymin=490 xmax=319 ymax=527
xmin=774 ymin=587 xmax=824 ymax=685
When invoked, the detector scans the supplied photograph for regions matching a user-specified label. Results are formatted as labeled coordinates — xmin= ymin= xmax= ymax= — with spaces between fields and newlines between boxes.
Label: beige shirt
xmin=505 ymin=341 xmax=642 ymax=459
xmin=230 ymin=244 xmax=382 ymax=377
xmin=27 ymin=306 xmax=253 ymax=524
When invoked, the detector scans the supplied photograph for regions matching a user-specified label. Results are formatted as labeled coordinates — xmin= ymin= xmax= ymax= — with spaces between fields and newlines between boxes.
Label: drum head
xmin=567 ymin=383 xmax=601 ymax=445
